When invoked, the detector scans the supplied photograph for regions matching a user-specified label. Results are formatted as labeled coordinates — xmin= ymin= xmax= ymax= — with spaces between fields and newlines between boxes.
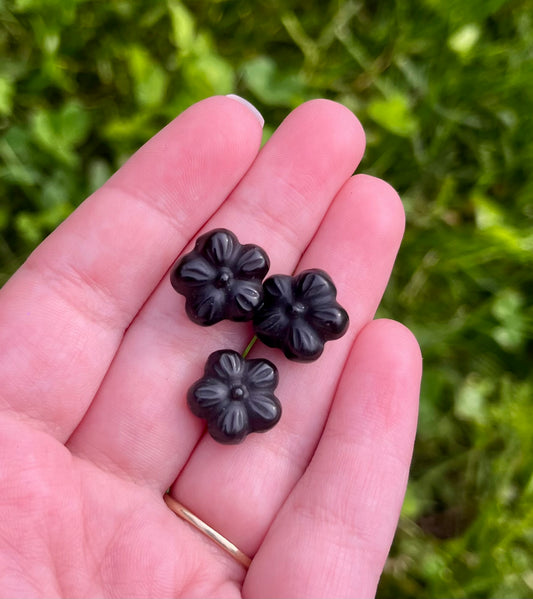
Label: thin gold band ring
xmin=164 ymin=494 xmax=252 ymax=569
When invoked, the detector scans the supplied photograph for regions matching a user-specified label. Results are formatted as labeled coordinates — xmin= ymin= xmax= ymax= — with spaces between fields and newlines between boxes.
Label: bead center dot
xmin=288 ymin=301 xmax=306 ymax=318
xmin=230 ymin=385 xmax=247 ymax=401
xmin=215 ymin=268 xmax=233 ymax=289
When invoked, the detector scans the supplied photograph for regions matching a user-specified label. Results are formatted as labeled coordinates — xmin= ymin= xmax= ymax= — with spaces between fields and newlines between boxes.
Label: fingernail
xmin=226 ymin=94 xmax=264 ymax=127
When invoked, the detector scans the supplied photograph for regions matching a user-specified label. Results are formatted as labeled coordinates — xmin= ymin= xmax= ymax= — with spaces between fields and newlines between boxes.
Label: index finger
xmin=0 ymin=96 xmax=263 ymax=440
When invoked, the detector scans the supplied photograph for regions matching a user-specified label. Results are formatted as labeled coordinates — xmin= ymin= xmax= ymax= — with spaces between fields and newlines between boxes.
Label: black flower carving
xmin=253 ymin=269 xmax=349 ymax=362
xmin=188 ymin=349 xmax=281 ymax=444
xmin=171 ymin=229 xmax=270 ymax=326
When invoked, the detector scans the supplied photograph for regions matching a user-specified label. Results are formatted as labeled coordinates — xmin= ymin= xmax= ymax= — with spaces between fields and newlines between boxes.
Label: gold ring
xmin=164 ymin=494 xmax=252 ymax=569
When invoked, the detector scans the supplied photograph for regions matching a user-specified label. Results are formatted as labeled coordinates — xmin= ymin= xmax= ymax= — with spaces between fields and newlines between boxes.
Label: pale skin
xmin=0 ymin=96 xmax=422 ymax=598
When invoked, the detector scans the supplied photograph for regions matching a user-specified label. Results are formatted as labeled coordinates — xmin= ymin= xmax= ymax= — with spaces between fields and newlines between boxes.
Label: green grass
xmin=1 ymin=1 xmax=532 ymax=596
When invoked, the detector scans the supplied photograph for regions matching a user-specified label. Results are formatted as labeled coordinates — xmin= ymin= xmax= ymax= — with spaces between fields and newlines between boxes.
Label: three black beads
xmin=171 ymin=229 xmax=270 ymax=326
xmin=188 ymin=349 xmax=281 ymax=444
xmin=253 ymin=269 xmax=349 ymax=362
xmin=173 ymin=230 xmax=350 ymax=444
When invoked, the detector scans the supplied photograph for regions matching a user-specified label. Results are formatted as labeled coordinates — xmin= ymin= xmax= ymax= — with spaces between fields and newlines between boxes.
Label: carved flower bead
xmin=171 ymin=229 xmax=270 ymax=326
xmin=187 ymin=350 xmax=281 ymax=444
xmin=253 ymin=269 xmax=349 ymax=362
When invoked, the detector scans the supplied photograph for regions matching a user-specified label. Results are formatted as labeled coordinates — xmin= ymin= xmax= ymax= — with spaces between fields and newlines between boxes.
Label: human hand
xmin=0 ymin=96 xmax=421 ymax=598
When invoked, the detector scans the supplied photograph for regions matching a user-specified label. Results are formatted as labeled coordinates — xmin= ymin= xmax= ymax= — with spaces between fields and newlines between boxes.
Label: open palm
xmin=0 ymin=97 xmax=421 ymax=598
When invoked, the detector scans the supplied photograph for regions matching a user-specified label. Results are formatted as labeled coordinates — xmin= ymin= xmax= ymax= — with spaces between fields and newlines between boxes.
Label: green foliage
xmin=1 ymin=0 xmax=532 ymax=595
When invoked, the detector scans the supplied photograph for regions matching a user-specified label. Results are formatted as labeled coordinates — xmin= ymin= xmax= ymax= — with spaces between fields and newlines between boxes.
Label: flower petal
xmin=296 ymin=269 xmax=336 ymax=305
xmin=263 ymin=274 xmax=293 ymax=300
xmin=202 ymin=229 xmax=236 ymax=266
xmin=287 ymin=321 xmax=324 ymax=361
xmin=247 ymin=392 xmax=281 ymax=431
xmin=211 ymin=403 xmax=249 ymax=444
xmin=187 ymin=288 xmax=226 ymax=325
xmin=310 ymin=304 xmax=349 ymax=339
xmin=210 ymin=350 xmax=245 ymax=381
xmin=231 ymin=281 xmax=263 ymax=317
xmin=172 ymin=255 xmax=216 ymax=290
xmin=254 ymin=306 xmax=289 ymax=339
xmin=236 ymin=244 xmax=270 ymax=278
xmin=187 ymin=378 xmax=228 ymax=418
xmin=246 ymin=359 xmax=278 ymax=389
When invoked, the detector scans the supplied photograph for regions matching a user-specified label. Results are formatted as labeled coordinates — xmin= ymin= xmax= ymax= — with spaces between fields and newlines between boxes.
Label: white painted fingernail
xmin=226 ymin=94 xmax=264 ymax=127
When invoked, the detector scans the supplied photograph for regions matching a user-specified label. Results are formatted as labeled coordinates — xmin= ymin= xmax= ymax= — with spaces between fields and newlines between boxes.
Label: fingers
xmin=67 ymin=100 xmax=365 ymax=487
xmin=171 ymin=174 xmax=405 ymax=557
xmin=0 ymin=96 xmax=263 ymax=440
xmin=244 ymin=319 xmax=422 ymax=599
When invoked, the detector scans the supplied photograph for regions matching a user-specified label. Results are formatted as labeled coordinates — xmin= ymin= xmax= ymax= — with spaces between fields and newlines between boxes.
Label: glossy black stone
xmin=188 ymin=349 xmax=281 ymax=444
xmin=171 ymin=229 xmax=270 ymax=326
xmin=253 ymin=269 xmax=349 ymax=362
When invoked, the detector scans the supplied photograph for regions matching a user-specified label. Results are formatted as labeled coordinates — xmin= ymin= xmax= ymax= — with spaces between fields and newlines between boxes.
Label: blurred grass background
xmin=1 ymin=0 xmax=532 ymax=596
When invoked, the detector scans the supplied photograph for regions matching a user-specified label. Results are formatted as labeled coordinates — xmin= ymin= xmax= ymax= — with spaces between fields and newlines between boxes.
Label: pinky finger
xmin=244 ymin=319 xmax=422 ymax=599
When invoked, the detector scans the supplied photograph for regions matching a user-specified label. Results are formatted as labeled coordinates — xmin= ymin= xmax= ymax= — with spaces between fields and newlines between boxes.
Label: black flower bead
xmin=188 ymin=349 xmax=281 ymax=444
xmin=171 ymin=229 xmax=270 ymax=326
xmin=253 ymin=269 xmax=349 ymax=362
